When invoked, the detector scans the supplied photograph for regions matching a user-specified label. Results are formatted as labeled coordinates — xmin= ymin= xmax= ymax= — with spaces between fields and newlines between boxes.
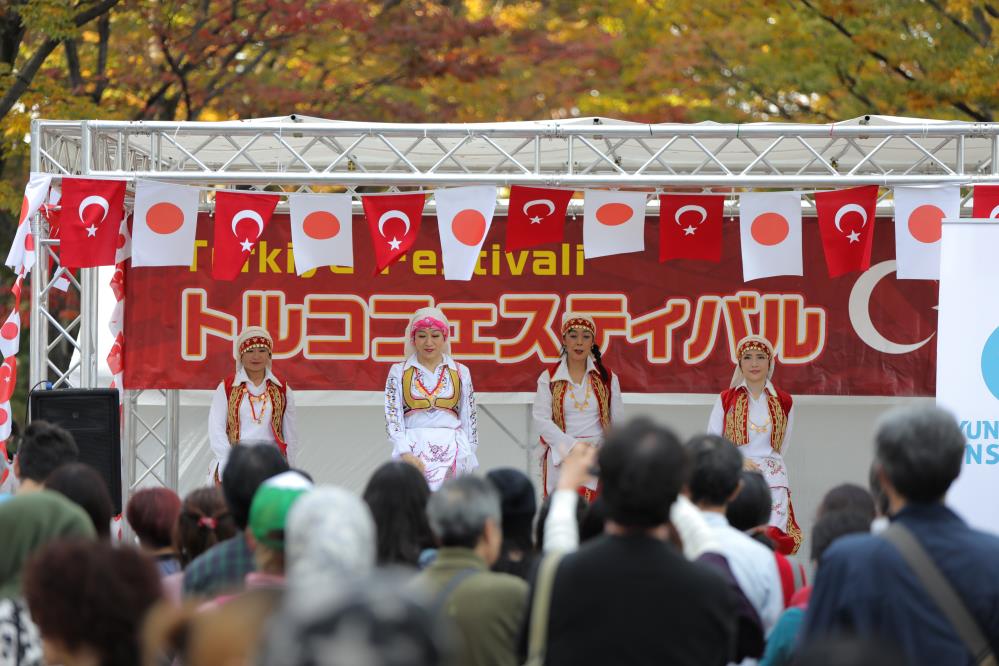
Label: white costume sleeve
xmin=669 ymin=495 xmax=720 ymax=560
xmin=542 ymin=488 xmax=580 ymax=553
xmin=532 ymin=371 xmax=575 ymax=465
xmin=208 ymin=382 xmax=232 ymax=477
xmin=282 ymin=385 xmax=299 ymax=467
xmin=609 ymin=372 xmax=624 ymax=426
xmin=778 ymin=404 xmax=794 ymax=455
xmin=384 ymin=364 xmax=411 ymax=459
xmin=458 ymin=364 xmax=479 ymax=455
xmin=707 ymin=395 xmax=724 ymax=436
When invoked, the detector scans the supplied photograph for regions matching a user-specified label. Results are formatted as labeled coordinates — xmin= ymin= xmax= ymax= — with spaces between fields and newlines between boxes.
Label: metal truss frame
xmin=26 ymin=116 xmax=999 ymax=498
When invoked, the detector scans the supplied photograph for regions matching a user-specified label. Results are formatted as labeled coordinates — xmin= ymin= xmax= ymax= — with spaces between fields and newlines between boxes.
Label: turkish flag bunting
xmin=212 ymin=191 xmax=281 ymax=281
xmin=505 ymin=186 xmax=574 ymax=251
xmin=362 ymin=193 xmax=426 ymax=274
xmin=58 ymin=178 xmax=126 ymax=268
xmin=815 ymin=185 xmax=878 ymax=277
xmin=658 ymin=194 xmax=724 ymax=262
xmin=972 ymin=185 xmax=999 ymax=220
xmin=0 ymin=357 xmax=16 ymax=404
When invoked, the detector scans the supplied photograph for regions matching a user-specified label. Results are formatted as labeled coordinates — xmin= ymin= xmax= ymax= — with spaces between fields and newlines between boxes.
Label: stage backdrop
xmin=124 ymin=214 xmax=937 ymax=395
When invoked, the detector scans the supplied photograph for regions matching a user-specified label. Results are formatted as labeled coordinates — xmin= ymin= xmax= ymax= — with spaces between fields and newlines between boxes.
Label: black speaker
xmin=29 ymin=388 xmax=122 ymax=514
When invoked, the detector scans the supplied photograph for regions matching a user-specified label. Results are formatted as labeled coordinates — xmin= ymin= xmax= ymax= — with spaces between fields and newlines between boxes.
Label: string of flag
xmin=3 ymin=176 xmax=999 ymax=417
xmin=15 ymin=177 xmax=999 ymax=282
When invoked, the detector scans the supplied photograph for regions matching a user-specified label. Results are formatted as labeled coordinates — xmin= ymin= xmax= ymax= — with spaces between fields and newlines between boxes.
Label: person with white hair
xmin=707 ymin=334 xmax=800 ymax=554
xmin=208 ymin=326 xmax=299 ymax=484
xmin=533 ymin=311 xmax=623 ymax=499
xmin=384 ymin=307 xmax=478 ymax=491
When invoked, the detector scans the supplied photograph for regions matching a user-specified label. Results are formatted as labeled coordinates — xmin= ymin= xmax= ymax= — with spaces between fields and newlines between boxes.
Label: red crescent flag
xmin=212 ymin=191 xmax=281 ymax=281
xmin=815 ymin=185 xmax=878 ymax=277
xmin=658 ymin=194 xmax=724 ymax=262
xmin=505 ymin=186 xmax=574 ymax=251
xmin=362 ymin=193 xmax=426 ymax=274
xmin=972 ymin=184 xmax=999 ymax=220
xmin=59 ymin=177 xmax=126 ymax=268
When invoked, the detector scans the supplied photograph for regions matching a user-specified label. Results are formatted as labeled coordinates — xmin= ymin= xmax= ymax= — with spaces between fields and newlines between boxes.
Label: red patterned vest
xmin=224 ymin=375 xmax=288 ymax=458
xmin=720 ymin=385 xmax=793 ymax=453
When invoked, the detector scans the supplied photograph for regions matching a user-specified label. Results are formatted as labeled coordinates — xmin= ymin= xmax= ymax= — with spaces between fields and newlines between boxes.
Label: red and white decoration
xmin=211 ymin=191 xmax=281 ymax=281
xmin=739 ymin=192 xmax=803 ymax=281
xmin=583 ymin=189 xmax=647 ymax=259
xmin=362 ymin=192 xmax=426 ymax=274
xmin=435 ymin=186 xmax=497 ymax=281
xmin=5 ymin=173 xmax=52 ymax=276
xmin=972 ymin=184 xmax=999 ymax=220
xmin=815 ymin=185 xmax=878 ymax=278
xmin=0 ymin=308 xmax=20 ymax=359
xmin=132 ymin=180 xmax=200 ymax=267
xmin=58 ymin=177 xmax=127 ymax=269
xmin=893 ymin=185 xmax=960 ymax=280
xmin=505 ymin=185 xmax=574 ymax=251
xmin=658 ymin=194 xmax=724 ymax=262
xmin=289 ymin=193 xmax=354 ymax=274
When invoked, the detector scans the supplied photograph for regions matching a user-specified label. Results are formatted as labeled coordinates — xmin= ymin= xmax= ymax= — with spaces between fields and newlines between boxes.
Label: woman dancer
xmin=208 ymin=326 xmax=298 ymax=484
xmin=384 ymin=307 xmax=478 ymax=490
xmin=533 ymin=312 xmax=623 ymax=501
xmin=707 ymin=335 xmax=801 ymax=554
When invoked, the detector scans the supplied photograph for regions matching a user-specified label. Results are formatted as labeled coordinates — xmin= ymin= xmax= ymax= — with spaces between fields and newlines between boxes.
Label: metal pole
xmin=79 ymin=268 xmax=98 ymax=387
xmin=166 ymin=389 xmax=180 ymax=490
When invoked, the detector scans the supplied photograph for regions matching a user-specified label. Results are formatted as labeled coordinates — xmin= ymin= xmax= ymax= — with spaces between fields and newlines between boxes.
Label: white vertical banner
xmin=937 ymin=219 xmax=999 ymax=534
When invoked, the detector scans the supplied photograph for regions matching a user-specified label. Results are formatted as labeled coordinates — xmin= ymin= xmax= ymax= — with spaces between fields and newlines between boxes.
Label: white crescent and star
xmin=231 ymin=209 xmax=265 ymax=252
xmin=990 ymin=204 xmax=999 ymax=220
xmin=834 ymin=204 xmax=868 ymax=243
xmin=79 ymin=195 xmax=109 ymax=237
xmin=523 ymin=199 xmax=556 ymax=224
xmin=675 ymin=204 xmax=707 ymax=236
xmin=378 ymin=210 xmax=411 ymax=250
xmin=848 ymin=260 xmax=934 ymax=354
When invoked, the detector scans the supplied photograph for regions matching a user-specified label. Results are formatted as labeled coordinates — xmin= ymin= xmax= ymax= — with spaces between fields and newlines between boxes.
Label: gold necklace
xmin=247 ymin=390 xmax=270 ymax=425
xmin=567 ymin=380 xmax=591 ymax=411
xmin=748 ymin=414 xmax=771 ymax=434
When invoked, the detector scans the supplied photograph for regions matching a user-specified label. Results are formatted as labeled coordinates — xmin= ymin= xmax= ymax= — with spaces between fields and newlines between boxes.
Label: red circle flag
xmin=750 ymin=212 xmax=789 ymax=246
xmin=0 ymin=408 xmax=8 ymax=426
xmin=145 ymin=202 xmax=185 ymax=235
xmin=907 ymin=204 xmax=944 ymax=244
xmin=303 ymin=211 xmax=341 ymax=240
xmin=0 ymin=322 xmax=17 ymax=340
xmin=596 ymin=203 xmax=633 ymax=226
xmin=452 ymin=209 xmax=487 ymax=246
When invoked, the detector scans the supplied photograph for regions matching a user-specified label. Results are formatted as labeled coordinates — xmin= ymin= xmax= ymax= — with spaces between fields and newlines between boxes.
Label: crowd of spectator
xmin=1 ymin=405 xmax=997 ymax=666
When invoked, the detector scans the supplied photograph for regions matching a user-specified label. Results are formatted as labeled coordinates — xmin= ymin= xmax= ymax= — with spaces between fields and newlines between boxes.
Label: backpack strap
xmin=883 ymin=523 xmax=997 ymax=666
xmin=525 ymin=552 xmax=565 ymax=666
xmin=428 ymin=568 xmax=479 ymax=618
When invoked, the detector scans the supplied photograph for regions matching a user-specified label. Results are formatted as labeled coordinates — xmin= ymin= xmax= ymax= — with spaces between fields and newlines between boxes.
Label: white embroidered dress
xmin=532 ymin=356 xmax=623 ymax=495
xmin=384 ymin=354 xmax=478 ymax=490
xmin=707 ymin=380 xmax=794 ymax=529
xmin=208 ymin=368 xmax=299 ymax=483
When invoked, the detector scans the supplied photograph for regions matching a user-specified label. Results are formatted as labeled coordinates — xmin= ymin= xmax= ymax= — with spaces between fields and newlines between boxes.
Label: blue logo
xmin=981 ymin=327 xmax=999 ymax=400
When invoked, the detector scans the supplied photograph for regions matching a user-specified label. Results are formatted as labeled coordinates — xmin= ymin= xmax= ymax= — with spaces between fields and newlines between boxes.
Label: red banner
xmin=124 ymin=214 xmax=937 ymax=395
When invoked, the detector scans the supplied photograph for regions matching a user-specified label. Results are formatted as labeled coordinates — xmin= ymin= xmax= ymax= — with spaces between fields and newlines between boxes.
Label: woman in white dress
xmin=533 ymin=312 xmax=623 ymax=501
xmin=208 ymin=326 xmax=299 ymax=484
xmin=384 ymin=307 xmax=478 ymax=491
xmin=707 ymin=334 xmax=801 ymax=554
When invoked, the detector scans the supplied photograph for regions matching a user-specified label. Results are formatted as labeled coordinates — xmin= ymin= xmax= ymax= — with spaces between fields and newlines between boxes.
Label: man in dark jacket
xmin=535 ymin=418 xmax=738 ymax=666
xmin=804 ymin=406 xmax=999 ymax=665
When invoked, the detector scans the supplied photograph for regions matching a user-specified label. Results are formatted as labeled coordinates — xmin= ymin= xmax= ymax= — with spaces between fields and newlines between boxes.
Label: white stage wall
xmin=145 ymin=393 xmax=929 ymax=554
